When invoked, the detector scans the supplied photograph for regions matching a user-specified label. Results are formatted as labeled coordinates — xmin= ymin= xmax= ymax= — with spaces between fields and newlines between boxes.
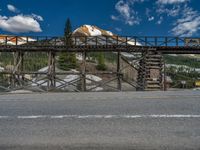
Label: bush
xmin=96 ymin=52 xmax=107 ymax=71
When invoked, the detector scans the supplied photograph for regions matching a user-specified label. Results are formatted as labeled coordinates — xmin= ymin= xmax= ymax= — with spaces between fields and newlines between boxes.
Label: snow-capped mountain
xmin=73 ymin=25 xmax=141 ymax=46
xmin=0 ymin=35 xmax=35 ymax=45
xmin=73 ymin=25 xmax=114 ymax=37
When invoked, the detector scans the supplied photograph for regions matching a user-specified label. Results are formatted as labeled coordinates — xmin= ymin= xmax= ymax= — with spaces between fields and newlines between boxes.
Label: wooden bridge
xmin=0 ymin=35 xmax=200 ymax=92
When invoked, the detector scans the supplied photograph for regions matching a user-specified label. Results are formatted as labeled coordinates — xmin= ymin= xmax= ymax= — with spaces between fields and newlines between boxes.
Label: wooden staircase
xmin=137 ymin=49 xmax=163 ymax=91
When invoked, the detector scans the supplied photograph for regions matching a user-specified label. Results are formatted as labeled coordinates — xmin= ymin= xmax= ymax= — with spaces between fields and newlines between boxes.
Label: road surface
xmin=0 ymin=91 xmax=200 ymax=150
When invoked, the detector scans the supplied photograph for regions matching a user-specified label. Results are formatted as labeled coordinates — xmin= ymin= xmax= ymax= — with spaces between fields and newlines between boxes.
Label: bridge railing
xmin=0 ymin=36 xmax=199 ymax=47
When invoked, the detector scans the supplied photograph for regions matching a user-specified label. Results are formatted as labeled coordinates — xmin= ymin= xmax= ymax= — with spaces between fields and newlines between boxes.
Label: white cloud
xmin=157 ymin=0 xmax=189 ymax=4
xmin=115 ymin=0 xmax=136 ymax=25
xmin=171 ymin=7 xmax=200 ymax=36
xmin=148 ymin=16 xmax=155 ymax=21
xmin=115 ymin=27 xmax=122 ymax=32
xmin=146 ymin=8 xmax=155 ymax=21
xmin=111 ymin=15 xmax=119 ymax=21
xmin=0 ymin=14 xmax=42 ymax=33
xmin=112 ymin=0 xmax=144 ymax=26
xmin=7 ymin=4 xmax=19 ymax=13
xmin=157 ymin=16 xmax=163 ymax=24
xmin=31 ymin=13 xmax=43 ymax=21
xmin=157 ymin=5 xmax=181 ymax=17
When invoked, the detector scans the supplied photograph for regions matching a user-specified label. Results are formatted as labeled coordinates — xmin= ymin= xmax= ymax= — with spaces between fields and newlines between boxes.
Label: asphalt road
xmin=0 ymin=91 xmax=200 ymax=150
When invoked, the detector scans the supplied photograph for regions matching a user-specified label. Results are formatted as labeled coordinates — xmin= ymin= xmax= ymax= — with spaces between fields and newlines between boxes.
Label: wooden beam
xmin=117 ymin=51 xmax=122 ymax=91
xmin=81 ymin=51 xmax=86 ymax=92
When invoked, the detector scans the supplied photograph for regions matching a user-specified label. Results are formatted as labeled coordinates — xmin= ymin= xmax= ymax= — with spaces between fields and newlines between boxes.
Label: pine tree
xmin=96 ymin=52 xmax=107 ymax=71
xmin=58 ymin=18 xmax=77 ymax=71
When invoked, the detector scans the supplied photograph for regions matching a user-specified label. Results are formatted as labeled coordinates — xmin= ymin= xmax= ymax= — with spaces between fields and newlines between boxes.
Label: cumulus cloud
xmin=115 ymin=27 xmax=122 ymax=32
xmin=171 ymin=7 xmax=200 ymax=36
xmin=0 ymin=14 xmax=42 ymax=33
xmin=111 ymin=15 xmax=119 ymax=21
xmin=148 ymin=16 xmax=155 ymax=21
xmin=0 ymin=4 xmax=43 ymax=33
xmin=110 ymin=0 xmax=200 ymax=36
xmin=111 ymin=0 xmax=144 ymax=26
xmin=31 ymin=13 xmax=43 ymax=21
xmin=7 ymin=4 xmax=19 ymax=13
xmin=156 ymin=0 xmax=200 ymax=36
xmin=146 ymin=8 xmax=155 ymax=21
xmin=157 ymin=0 xmax=189 ymax=4
xmin=115 ymin=0 xmax=138 ymax=25
xmin=157 ymin=5 xmax=181 ymax=17
xmin=156 ymin=0 xmax=189 ymax=18
xmin=157 ymin=16 xmax=163 ymax=24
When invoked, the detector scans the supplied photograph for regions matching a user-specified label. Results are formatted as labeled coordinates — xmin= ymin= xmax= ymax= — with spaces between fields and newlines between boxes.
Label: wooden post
xmin=47 ymin=51 xmax=56 ymax=90
xmin=117 ymin=51 xmax=122 ymax=91
xmin=47 ymin=51 xmax=52 ymax=91
xmin=52 ymin=52 xmax=56 ymax=88
xmin=163 ymin=60 xmax=167 ymax=91
xmin=20 ymin=52 xmax=24 ymax=83
xmin=137 ymin=51 xmax=147 ymax=91
xmin=81 ymin=51 xmax=86 ymax=92
xmin=11 ymin=52 xmax=18 ymax=88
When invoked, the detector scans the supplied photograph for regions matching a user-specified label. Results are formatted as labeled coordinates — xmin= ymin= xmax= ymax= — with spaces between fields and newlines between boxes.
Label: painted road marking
xmin=0 ymin=115 xmax=200 ymax=119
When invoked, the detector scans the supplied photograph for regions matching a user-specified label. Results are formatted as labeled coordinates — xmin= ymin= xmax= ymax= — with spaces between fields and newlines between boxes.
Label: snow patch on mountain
xmin=85 ymin=25 xmax=102 ymax=36
xmin=106 ymin=31 xmax=113 ymax=36
xmin=0 ymin=35 xmax=35 ymax=45
xmin=0 ymin=66 xmax=4 ymax=72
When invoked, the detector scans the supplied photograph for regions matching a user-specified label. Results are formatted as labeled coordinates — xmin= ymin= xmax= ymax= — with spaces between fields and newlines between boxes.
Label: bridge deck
xmin=0 ymin=36 xmax=200 ymax=54
xmin=1 ymin=45 xmax=200 ymax=54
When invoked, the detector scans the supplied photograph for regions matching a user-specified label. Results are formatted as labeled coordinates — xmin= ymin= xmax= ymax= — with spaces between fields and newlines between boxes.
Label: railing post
xmin=26 ymin=37 xmax=29 ymax=44
xmin=15 ymin=36 xmax=18 ymax=46
xmin=46 ymin=36 xmax=48 ymax=46
xmin=145 ymin=37 xmax=147 ymax=46
xmin=176 ymin=37 xmax=178 ymax=46
xmin=155 ymin=37 xmax=157 ymax=46
xmin=106 ymin=36 xmax=108 ymax=48
xmin=37 ymin=36 xmax=39 ymax=46
xmin=165 ymin=37 xmax=168 ymax=46
xmin=126 ymin=36 xmax=128 ymax=47
xmin=95 ymin=36 xmax=98 ymax=47
xmin=134 ymin=36 xmax=137 ymax=45
xmin=54 ymin=37 xmax=57 ymax=46
xmin=75 ymin=36 xmax=77 ymax=46
xmin=85 ymin=36 xmax=87 ymax=46
xmin=5 ymin=36 xmax=7 ymax=46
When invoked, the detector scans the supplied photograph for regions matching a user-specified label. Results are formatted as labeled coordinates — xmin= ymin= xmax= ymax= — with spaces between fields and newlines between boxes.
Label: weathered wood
xmin=117 ymin=51 xmax=122 ymax=91
xmin=81 ymin=51 xmax=86 ymax=92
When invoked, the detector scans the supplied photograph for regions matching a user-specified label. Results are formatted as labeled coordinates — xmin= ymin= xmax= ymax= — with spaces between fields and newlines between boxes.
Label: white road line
xmin=0 ymin=115 xmax=200 ymax=119
xmin=0 ymin=116 xmax=9 ymax=119
xmin=17 ymin=115 xmax=47 ymax=119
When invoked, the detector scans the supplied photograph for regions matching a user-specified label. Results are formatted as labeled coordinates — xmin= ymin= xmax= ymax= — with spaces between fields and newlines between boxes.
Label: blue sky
xmin=0 ymin=0 xmax=200 ymax=37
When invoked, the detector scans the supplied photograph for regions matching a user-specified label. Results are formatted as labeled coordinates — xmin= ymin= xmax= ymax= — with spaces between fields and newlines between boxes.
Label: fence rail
xmin=0 ymin=36 xmax=200 ymax=47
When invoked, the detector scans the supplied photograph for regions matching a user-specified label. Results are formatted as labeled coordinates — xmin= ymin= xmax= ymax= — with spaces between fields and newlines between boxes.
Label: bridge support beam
xmin=81 ymin=51 xmax=86 ymax=92
xmin=47 ymin=51 xmax=56 ymax=91
xmin=10 ymin=51 xmax=24 ymax=89
xmin=137 ymin=49 xmax=164 ymax=91
xmin=117 ymin=51 xmax=122 ymax=91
